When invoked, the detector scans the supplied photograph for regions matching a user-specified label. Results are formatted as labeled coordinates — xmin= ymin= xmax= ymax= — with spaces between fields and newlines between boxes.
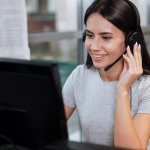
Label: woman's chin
xmin=93 ymin=63 xmax=106 ymax=69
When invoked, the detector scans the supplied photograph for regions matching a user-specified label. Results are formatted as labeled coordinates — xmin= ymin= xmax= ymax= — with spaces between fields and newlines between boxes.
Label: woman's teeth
xmin=93 ymin=54 xmax=107 ymax=58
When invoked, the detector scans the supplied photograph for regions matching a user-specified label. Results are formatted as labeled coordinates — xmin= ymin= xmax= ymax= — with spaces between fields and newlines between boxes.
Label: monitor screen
xmin=0 ymin=58 xmax=68 ymax=149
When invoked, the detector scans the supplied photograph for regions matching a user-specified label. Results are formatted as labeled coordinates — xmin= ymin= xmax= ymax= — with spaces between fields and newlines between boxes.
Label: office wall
xmin=131 ymin=0 xmax=150 ymax=26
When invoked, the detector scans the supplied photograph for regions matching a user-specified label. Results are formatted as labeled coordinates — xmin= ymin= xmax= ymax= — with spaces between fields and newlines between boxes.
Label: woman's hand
xmin=117 ymin=42 xmax=143 ymax=91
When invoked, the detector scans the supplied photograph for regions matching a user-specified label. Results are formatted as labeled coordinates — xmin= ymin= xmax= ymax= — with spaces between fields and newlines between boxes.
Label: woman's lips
xmin=92 ymin=54 xmax=107 ymax=61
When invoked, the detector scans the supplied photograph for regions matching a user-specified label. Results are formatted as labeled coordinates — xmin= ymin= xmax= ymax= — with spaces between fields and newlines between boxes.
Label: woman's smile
xmin=91 ymin=53 xmax=108 ymax=62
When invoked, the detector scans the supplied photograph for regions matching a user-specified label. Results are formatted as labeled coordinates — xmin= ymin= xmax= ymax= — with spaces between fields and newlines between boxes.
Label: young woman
xmin=62 ymin=0 xmax=150 ymax=149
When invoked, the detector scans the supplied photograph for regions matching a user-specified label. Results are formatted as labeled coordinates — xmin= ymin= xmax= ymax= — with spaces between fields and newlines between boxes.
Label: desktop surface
xmin=40 ymin=141 xmax=129 ymax=150
xmin=0 ymin=141 xmax=130 ymax=150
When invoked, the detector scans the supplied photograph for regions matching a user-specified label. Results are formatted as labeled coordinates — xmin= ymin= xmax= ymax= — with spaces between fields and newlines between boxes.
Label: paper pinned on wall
xmin=0 ymin=0 xmax=30 ymax=60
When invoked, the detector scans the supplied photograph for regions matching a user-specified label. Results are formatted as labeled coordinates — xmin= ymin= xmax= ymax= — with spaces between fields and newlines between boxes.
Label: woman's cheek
xmin=85 ymin=41 xmax=91 ymax=51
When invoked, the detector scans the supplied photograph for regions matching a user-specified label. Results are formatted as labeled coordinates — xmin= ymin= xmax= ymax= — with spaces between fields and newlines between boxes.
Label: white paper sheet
xmin=0 ymin=0 xmax=30 ymax=60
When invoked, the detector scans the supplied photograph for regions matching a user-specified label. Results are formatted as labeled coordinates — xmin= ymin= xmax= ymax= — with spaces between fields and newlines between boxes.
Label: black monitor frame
xmin=0 ymin=58 xmax=68 ymax=149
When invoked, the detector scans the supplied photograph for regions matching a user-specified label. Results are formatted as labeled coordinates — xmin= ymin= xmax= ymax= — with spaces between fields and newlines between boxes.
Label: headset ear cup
xmin=125 ymin=31 xmax=141 ymax=52
xmin=82 ymin=31 xmax=86 ymax=42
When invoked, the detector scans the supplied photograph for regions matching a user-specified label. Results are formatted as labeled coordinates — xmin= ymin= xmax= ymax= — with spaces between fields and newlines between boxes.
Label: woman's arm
xmin=114 ymin=43 xmax=150 ymax=149
xmin=114 ymin=89 xmax=150 ymax=149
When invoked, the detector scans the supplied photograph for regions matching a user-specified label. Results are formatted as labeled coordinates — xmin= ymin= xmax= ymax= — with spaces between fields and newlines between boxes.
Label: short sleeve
xmin=138 ymin=76 xmax=150 ymax=114
xmin=62 ymin=68 xmax=77 ymax=108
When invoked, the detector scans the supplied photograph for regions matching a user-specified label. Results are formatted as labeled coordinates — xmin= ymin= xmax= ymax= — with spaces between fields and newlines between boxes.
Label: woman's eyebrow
xmin=85 ymin=29 xmax=113 ymax=35
xmin=85 ymin=29 xmax=93 ymax=34
xmin=100 ymin=32 xmax=113 ymax=35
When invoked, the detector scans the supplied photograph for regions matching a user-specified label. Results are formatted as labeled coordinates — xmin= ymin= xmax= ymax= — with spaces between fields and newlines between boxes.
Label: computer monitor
xmin=0 ymin=58 xmax=68 ymax=149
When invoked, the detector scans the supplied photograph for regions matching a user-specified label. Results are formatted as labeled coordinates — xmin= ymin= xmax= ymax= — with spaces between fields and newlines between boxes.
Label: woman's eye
xmin=86 ymin=33 xmax=94 ymax=39
xmin=103 ymin=36 xmax=111 ymax=40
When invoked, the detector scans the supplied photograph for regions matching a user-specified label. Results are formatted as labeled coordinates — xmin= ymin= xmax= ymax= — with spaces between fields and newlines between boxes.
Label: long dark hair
xmin=84 ymin=0 xmax=150 ymax=75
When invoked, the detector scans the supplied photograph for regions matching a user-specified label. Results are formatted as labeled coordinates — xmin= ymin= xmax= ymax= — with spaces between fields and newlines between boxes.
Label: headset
xmin=82 ymin=0 xmax=142 ymax=71
xmin=124 ymin=0 xmax=141 ymax=52
xmin=82 ymin=31 xmax=86 ymax=42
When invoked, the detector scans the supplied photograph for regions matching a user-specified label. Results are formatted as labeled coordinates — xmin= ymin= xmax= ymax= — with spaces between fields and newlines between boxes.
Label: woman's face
xmin=85 ymin=12 xmax=126 ymax=69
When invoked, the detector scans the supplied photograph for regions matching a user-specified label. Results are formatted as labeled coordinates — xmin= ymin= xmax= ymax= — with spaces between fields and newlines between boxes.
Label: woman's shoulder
xmin=137 ymin=75 xmax=150 ymax=89
xmin=139 ymin=75 xmax=150 ymax=83
xmin=72 ymin=64 xmax=95 ymax=75
xmin=68 ymin=64 xmax=97 ymax=82
xmin=136 ymin=75 xmax=150 ymax=114
xmin=74 ymin=64 xmax=86 ymax=71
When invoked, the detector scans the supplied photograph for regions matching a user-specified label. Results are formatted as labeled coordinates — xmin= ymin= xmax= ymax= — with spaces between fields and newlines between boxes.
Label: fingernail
xmin=138 ymin=44 xmax=141 ymax=50
xmin=127 ymin=45 xmax=130 ymax=50
xmin=138 ymin=44 xmax=141 ymax=48
xmin=127 ymin=45 xmax=129 ymax=49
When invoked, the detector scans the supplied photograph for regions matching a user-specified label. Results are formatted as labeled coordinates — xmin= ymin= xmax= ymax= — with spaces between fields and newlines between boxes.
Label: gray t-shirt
xmin=62 ymin=64 xmax=150 ymax=147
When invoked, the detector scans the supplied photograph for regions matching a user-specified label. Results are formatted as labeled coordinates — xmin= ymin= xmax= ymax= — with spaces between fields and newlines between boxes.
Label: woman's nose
xmin=91 ymin=37 xmax=102 ymax=51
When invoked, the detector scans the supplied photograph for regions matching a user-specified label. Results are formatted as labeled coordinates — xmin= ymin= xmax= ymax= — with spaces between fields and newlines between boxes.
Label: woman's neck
xmin=99 ymin=60 xmax=124 ymax=82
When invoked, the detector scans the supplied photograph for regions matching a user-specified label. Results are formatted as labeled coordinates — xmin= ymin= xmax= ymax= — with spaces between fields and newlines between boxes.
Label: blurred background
xmin=26 ymin=0 xmax=150 ymax=143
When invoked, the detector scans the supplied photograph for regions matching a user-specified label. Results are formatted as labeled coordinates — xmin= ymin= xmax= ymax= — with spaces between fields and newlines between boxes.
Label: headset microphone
xmin=104 ymin=51 xmax=127 ymax=71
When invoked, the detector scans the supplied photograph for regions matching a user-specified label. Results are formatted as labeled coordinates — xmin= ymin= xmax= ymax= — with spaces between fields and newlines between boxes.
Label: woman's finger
xmin=133 ymin=42 xmax=139 ymax=68
xmin=123 ymin=53 xmax=132 ymax=68
xmin=126 ymin=46 xmax=137 ymax=71
xmin=126 ymin=45 xmax=134 ymax=60
xmin=137 ymin=44 xmax=142 ymax=68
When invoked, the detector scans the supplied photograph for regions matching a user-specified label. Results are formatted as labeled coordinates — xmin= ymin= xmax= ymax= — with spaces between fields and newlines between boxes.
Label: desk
xmin=0 ymin=141 xmax=128 ymax=150
xmin=41 ymin=141 xmax=128 ymax=150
